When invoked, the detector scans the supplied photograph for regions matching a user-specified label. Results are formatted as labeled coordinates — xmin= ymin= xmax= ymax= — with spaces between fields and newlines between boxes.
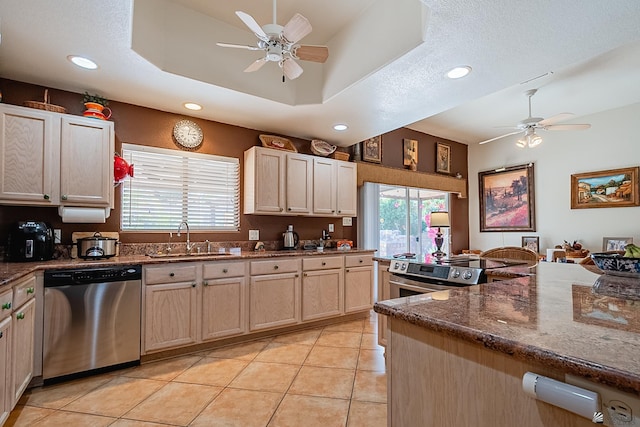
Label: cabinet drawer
xmin=12 ymin=275 xmax=36 ymax=308
xmin=0 ymin=288 xmax=13 ymax=321
xmin=303 ymin=256 xmax=344 ymax=271
xmin=250 ymin=258 xmax=300 ymax=275
xmin=345 ymin=254 xmax=373 ymax=268
xmin=203 ymin=261 xmax=247 ymax=279
xmin=145 ymin=264 xmax=197 ymax=285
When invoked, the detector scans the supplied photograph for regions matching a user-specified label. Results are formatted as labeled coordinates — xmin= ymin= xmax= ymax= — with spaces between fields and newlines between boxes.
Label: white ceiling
xmin=1 ymin=0 xmax=639 ymax=147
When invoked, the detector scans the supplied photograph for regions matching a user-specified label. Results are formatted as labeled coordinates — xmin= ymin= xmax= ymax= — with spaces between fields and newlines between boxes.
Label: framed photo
xmin=479 ymin=163 xmax=536 ymax=232
xmin=436 ymin=142 xmax=451 ymax=174
xmin=362 ymin=136 xmax=382 ymax=163
xmin=403 ymin=138 xmax=417 ymax=170
xmin=602 ymin=237 xmax=633 ymax=251
xmin=522 ymin=236 xmax=539 ymax=253
xmin=571 ymin=167 xmax=639 ymax=209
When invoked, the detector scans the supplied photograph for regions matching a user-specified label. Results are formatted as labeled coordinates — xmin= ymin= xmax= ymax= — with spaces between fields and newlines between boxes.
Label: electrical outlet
xmin=54 ymin=229 xmax=61 ymax=244
xmin=567 ymin=375 xmax=640 ymax=426
xmin=342 ymin=217 xmax=352 ymax=226
xmin=328 ymin=224 xmax=334 ymax=232
xmin=249 ymin=230 xmax=259 ymax=240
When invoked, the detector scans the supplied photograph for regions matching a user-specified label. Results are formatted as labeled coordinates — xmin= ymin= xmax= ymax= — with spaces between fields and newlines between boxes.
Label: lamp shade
xmin=430 ymin=211 xmax=450 ymax=228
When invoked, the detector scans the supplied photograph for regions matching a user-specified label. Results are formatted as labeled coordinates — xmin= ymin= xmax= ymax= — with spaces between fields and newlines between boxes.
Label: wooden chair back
xmin=480 ymin=246 xmax=539 ymax=262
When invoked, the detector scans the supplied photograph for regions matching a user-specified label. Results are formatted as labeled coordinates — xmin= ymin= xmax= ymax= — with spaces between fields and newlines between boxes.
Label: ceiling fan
xmin=478 ymin=89 xmax=591 ymax=147
xmin=216 ymin=0 xmax=329 ymax=81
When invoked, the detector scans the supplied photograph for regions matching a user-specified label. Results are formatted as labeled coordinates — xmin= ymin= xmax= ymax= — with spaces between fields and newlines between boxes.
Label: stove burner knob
xmin=450 ymin=268 xmax=460 ymax=278
xmin=401 ymin=263 xmax=407 ymax=270
xmin=462 ymin=270 xmax=473 ymax=280
xmin=393 ymin=262 xmax=400 ymax=270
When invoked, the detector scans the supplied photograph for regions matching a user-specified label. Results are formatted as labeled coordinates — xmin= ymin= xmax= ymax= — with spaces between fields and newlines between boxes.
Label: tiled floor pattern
xmin=7 ymin=311 xmax=386 ymax=426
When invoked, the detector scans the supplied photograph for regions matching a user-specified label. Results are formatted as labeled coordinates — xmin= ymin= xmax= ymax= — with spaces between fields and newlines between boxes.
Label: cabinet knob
xmin=280 ymin=208 xmax=284 ymax=212
xmin=346 ymin=269 xmax=350 ymax=273
xmin=304 ymin=273 xmax=307 ymax=277
xmin=16 ymin=312 xmax=25 ymax=320
xmin=274 ymin=265 xmax=279 ymax=270
xmin=1 ymin=302 xmax=11 ymax=310
xmin=222 ymin=268 xmax=228 ymax=273
xmin=61 ymin=195 xmax=68 ymax=201
xmin=295 ymin=274 xmax=299 ymax=278
xmin=170 ymin=272 xmax=175 ymax=277
xmin=288 ymin=207 xmax=292 ymax=211
xmin=43 ymin=194 xmax=50 ymax=200
xmin=338 ymin=210 xmax=341 ymax=213
xmin=191 ymin=282 xmax=197 ymax=288
xmin=359 ymin=259 xmax=363 ymax=263
xmin=27 ymin=287 xmax=35 ymax=294
xmin=0 ymin=331 xmax=3 ymax=339
xmin=203 ymin=281 xmax=209 ymax=287
xmin=331 ymin=210 xmax=335 ymax=213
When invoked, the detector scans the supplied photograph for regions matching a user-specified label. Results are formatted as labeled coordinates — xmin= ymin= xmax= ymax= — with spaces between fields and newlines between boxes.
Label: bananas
xmin=624 ymin=243 xmax=640 ymax=258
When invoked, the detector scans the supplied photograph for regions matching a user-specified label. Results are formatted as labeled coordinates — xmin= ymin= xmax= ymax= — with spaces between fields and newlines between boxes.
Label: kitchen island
xmin=374 ymin=262 xmax=640 ymax=427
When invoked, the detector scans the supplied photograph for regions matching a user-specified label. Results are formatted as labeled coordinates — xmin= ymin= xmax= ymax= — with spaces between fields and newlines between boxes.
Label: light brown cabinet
xmin=376 ymin=261 xmax=391 ymax=346
xmin=344 ymin=255 xmax=374 ymax=313
xmin=285 ymin=153 xmax=313 ymax=214
xmin=312 ymin=157 xmax=336 ymax=215
xmin=201 ymin=261 xmax=247 ymax=340
xmin=0 ymin=104 xmax=114 ymax=208
xmin=0 ymin=316 xmax=11 ymax=426
xmin=244 ymin=147 xmax=286 ymax=214
xmin=11 ymin=297 xmax=35 ymax=408
xmin=301 ymin=256 xmax=344 ymax=321
xmin=335 ymin=161 xmax=357 ymax=216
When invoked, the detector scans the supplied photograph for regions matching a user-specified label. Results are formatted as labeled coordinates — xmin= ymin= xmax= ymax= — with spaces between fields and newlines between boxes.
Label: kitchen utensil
xmin=76 ymin=232 xmax=118 ymax=259
xmin=283 ymin=225 xmax=299 ymax=249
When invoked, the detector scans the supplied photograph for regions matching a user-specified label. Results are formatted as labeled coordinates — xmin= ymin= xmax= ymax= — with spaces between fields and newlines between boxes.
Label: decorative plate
xmin=259 ymin=135 xmax=297 ymax=152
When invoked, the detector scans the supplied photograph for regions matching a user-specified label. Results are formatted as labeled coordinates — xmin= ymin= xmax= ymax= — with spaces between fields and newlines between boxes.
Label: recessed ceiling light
xmin=446 ymin=66 xmax=472 ymax=79
xmin=67 ymin=55 xmax=98 ymax=70
xmin=333 ymin=124 xmax=348 ymax=131
xmin=183 ymin=102 xmax=202 ymax=111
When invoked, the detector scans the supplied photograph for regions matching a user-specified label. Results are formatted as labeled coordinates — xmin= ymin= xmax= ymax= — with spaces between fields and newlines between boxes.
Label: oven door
xmin=389 ymin=273 xmax=457 ymax=298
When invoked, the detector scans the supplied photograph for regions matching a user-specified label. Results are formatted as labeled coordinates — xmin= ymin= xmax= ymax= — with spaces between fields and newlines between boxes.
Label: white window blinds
xmin=121 ymin=143 xmax=240 ymax=231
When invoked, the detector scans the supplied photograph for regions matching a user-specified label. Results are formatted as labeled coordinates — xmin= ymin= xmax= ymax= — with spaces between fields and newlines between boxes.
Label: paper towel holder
xmin=58 ymin=206 xmax=111 ymax=223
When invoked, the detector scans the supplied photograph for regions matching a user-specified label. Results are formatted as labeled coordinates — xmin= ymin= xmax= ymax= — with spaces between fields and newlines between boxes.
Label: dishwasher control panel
xmin=45 ymin=265 xmax=142 ymax=285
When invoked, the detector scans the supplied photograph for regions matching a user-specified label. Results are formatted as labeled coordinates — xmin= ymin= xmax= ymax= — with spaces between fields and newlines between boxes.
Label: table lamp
xmin=430 ymin=211 xmax=450 ymax=258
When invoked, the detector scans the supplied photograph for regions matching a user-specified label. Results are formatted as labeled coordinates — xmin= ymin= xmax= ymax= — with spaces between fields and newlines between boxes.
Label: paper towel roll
xmin=58 ymin=207 xmax=109 ymax=223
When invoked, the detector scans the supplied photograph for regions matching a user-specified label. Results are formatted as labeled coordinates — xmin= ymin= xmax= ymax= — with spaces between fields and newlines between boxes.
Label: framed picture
xmin=362 ymin=136 xmax=382 ymax=163
xmin=522 ymin=236 xmax=539 ymax=253
xmin=436 ymin=142 xmax=451 ymax=174
xmin=403 ymin=138 xmax=417 ymax=170
xmin=572 ymin=284 xmax=639 ymax=332
xmin=479 ymin=163 xmax=536 ymax=232
xmin=570 ymin=166 xmax=639 ymax=209
xmin=602 ymin=237 xmax=633 ymax=251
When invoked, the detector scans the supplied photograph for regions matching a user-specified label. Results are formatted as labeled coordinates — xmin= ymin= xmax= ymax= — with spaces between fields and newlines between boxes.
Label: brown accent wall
xmin=0 ymin=79 xmax=469 ymax=251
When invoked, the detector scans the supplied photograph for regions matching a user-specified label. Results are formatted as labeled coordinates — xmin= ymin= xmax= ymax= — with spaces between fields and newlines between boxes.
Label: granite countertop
xmin=374 ymin=261 xmax=640 ymax=394
xmin=0 ymin=247 xmax=376 ymax=289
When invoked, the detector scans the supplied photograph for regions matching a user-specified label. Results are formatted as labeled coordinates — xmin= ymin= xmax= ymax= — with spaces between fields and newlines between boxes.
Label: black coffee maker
xmin=7 ymin=221 xmax=54 ymax=262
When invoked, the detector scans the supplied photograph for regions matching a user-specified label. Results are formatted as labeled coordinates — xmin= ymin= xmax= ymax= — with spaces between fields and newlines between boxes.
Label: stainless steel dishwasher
xmin=43 ymin=265 xmax=142 ymax=381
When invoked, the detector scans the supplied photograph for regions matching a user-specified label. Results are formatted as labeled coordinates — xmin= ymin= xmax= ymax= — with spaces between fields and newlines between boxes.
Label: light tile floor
xmin=7 ymin=311 xmax=386 ymax=427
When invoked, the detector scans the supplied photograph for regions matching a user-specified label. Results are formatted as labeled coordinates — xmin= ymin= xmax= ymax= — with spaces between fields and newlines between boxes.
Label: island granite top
xmin=374 ymin=261 xmax=640 ymax=395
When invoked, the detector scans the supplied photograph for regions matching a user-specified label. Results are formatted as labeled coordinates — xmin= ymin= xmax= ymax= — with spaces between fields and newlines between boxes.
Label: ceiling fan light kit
xmin=217 ymin=0 xmax=329 ymax=81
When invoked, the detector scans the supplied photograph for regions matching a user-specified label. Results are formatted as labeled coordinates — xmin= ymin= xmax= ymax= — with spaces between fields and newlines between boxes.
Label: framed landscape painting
xmin=362 ymin=136 xmax=382 ymax=163
xmin=479 ymin=163 xmax=536 ymax=232
xmin=570 ymin=166 xmax=639 ymax=209
xmin=436 ymin=142 xmax=451 ymax=174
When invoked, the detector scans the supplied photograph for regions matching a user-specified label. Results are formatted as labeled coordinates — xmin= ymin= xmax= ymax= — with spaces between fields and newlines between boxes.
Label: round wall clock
xmin=173 ymin=119 xmax=203 ymax=148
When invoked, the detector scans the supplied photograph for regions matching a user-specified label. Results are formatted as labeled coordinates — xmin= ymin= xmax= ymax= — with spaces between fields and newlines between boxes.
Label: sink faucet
xmin=177 ymin=221 xmax=193 ymax=254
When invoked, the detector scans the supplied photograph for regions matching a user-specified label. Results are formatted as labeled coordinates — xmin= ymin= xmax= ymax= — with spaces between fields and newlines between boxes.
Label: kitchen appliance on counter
xmin=388 ymin=256 xmax=527 ymax=298
xmin=282 ymin=224 xmax=299 ymax=250
xmin=75 ymin=232 xmax=118 ymax=259
xmin=43 ymin=265 xmax=142 ymax=382
xmin=7 ymin=221 xmax=54 ymax=262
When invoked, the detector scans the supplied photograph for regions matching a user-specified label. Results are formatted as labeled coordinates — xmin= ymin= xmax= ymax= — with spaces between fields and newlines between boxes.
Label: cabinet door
xmin=336 ymin=162 xmax=357 ymax=216
xmin=313 ymin=158 xmax=336 ymax=215
xmin=143 ymin=282 xmax=197 ymax=353
xmin=201 ymin=277 xmax=246 ymax=340
xmin=251 ymin=148 xmax=286 ymax=213
xmin=60 ymin=116 xmax=113 ymax=207
xmin=301 ymin=269 xmax=344 ymax=321
xmin=0 ymin=105 xmax=59 ymax=205
xmin=249 ymin=273 xmax=300 ymax=331
xmin=11 ymin=298 xmax=35 ymax=408
xmin=286 ymin=154 xmax=312 ymax=214
xmin=377 ymin=262 xmax=391 ymax=346
xmin=0 ymin=317 xmax=11 ymax=425
xmin=344 ymin=265 xmax=373 ymax=313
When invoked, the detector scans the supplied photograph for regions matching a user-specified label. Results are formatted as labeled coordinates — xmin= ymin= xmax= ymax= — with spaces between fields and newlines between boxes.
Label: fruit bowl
xmin=590 ymin=252 xmax=640 ymax=277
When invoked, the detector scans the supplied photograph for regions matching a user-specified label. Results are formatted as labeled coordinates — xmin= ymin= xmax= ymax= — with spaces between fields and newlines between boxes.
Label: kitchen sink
xmin=147 ymin=252 xmax=235 ymax=259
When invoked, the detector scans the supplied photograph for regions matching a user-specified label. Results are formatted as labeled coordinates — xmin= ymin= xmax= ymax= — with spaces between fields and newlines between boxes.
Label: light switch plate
xmin=249 ymin=230 xmax=259 ymax=240
xmin=328 ymin=224 xmax=334 ymax=232
xmin=342 ymin=217 xmax=353 ymax=226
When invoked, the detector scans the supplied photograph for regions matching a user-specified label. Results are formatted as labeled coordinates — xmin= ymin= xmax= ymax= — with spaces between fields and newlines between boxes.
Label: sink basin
xmin=147 ymin=252 xmax=234 ymax=259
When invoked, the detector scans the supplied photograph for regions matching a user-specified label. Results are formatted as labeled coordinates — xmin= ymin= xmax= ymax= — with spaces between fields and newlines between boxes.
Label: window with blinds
xmin=120 ymin=143 xmax=240 ymax=231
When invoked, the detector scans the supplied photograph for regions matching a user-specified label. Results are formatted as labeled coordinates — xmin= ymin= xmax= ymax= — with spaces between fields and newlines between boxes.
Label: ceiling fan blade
xmin=539 ymin=113 xmax=574 ymax=126
xmin=235 ymin=11 xmax=269 ymax=41
xmin=244 ymin=58 xmax=268 ymax=73
xmin=282 ymin=13 xmax=312 ymax=43
xmin=216 ymin=42 xmax=261 ymax=51
xmin=294 ymin=45 xmax=329 ymax=63
xmin=282 ymin=58 xmax=304 ymax=80
xmin=478 ymin=130 xmax=523 ymax=145
xmin=543 ymin=123 xmax=591 ymax=131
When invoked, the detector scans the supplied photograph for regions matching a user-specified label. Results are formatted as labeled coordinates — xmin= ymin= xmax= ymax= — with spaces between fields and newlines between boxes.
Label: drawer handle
xmin=222 ymin=268 xmax=228 ymax=273
xmin=16 ymin=312 xmax=25 ymax=320
xmin=1 ymin=302 xmax=10 ymax=310
xmin=43 ymin=194 xmax=50 ymax=200
xmin=203 ymin=281 xmax=209 ymax=287
xmin=27 ymin=287 xmax=35 ymax=294
xmin=322 ymin=262 xmax=326 ymax=266
xmin=170 ymin=272 xmax=175 ymax=277
xmin=274 ymin=265 xmax=279 ymax=270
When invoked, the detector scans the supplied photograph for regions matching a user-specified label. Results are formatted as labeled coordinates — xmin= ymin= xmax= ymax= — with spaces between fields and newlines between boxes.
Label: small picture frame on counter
xmin=522 ymin=236 xmax=539 ymax=254
xmin=602 ymin=237 xmax=632 ymax=252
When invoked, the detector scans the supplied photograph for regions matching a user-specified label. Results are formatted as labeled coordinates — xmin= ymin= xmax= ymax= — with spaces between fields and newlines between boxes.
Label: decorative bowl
xmin=590 ymin=252 xmax=640 ymax=277
xmin=310 ymin=140 xmax=337 ymax=157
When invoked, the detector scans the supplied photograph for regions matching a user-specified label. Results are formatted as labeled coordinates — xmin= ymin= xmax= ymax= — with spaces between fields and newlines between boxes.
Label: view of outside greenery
xmin=378 ymin=185 xmax=449 ymax=258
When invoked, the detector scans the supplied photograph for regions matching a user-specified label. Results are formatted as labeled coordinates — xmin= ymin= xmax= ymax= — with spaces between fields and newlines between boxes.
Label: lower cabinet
xmin=249 ymin=272 xmax=300 ymax=331
xmin=0 ymin=317 xmax=11 ymax=426
xmin=344 ymin=255 xmax=374 ymax=313
xmin=301 ymin=256 xmax=344 ymax=321
xmin=201 ymin=277 xmax=246 ymax=340
xmin=11 ymin=298 xmax=35 ymax=407
xmin=377 ymin=261 xmax=391 ymax=347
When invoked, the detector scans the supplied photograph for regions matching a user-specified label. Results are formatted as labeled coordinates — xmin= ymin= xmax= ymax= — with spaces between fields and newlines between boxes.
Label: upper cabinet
xmin=0 ymin=104 xmax=114 ymax=208
xmin=244 ymin=146 xmax=357 ymax=217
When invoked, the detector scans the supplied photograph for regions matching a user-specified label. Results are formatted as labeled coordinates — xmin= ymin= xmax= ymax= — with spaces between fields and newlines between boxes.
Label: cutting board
xmin=71 ymin=231 xmax=120 ymax=258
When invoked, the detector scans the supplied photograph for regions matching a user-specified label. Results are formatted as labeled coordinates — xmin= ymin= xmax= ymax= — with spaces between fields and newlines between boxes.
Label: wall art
xmin=362 ymin=136 xmax=382 ymax=163
xmin=571 ymin=167 xmax=639 ymax=209
xmin=436 ymin=142 xmax=450 ymax=174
